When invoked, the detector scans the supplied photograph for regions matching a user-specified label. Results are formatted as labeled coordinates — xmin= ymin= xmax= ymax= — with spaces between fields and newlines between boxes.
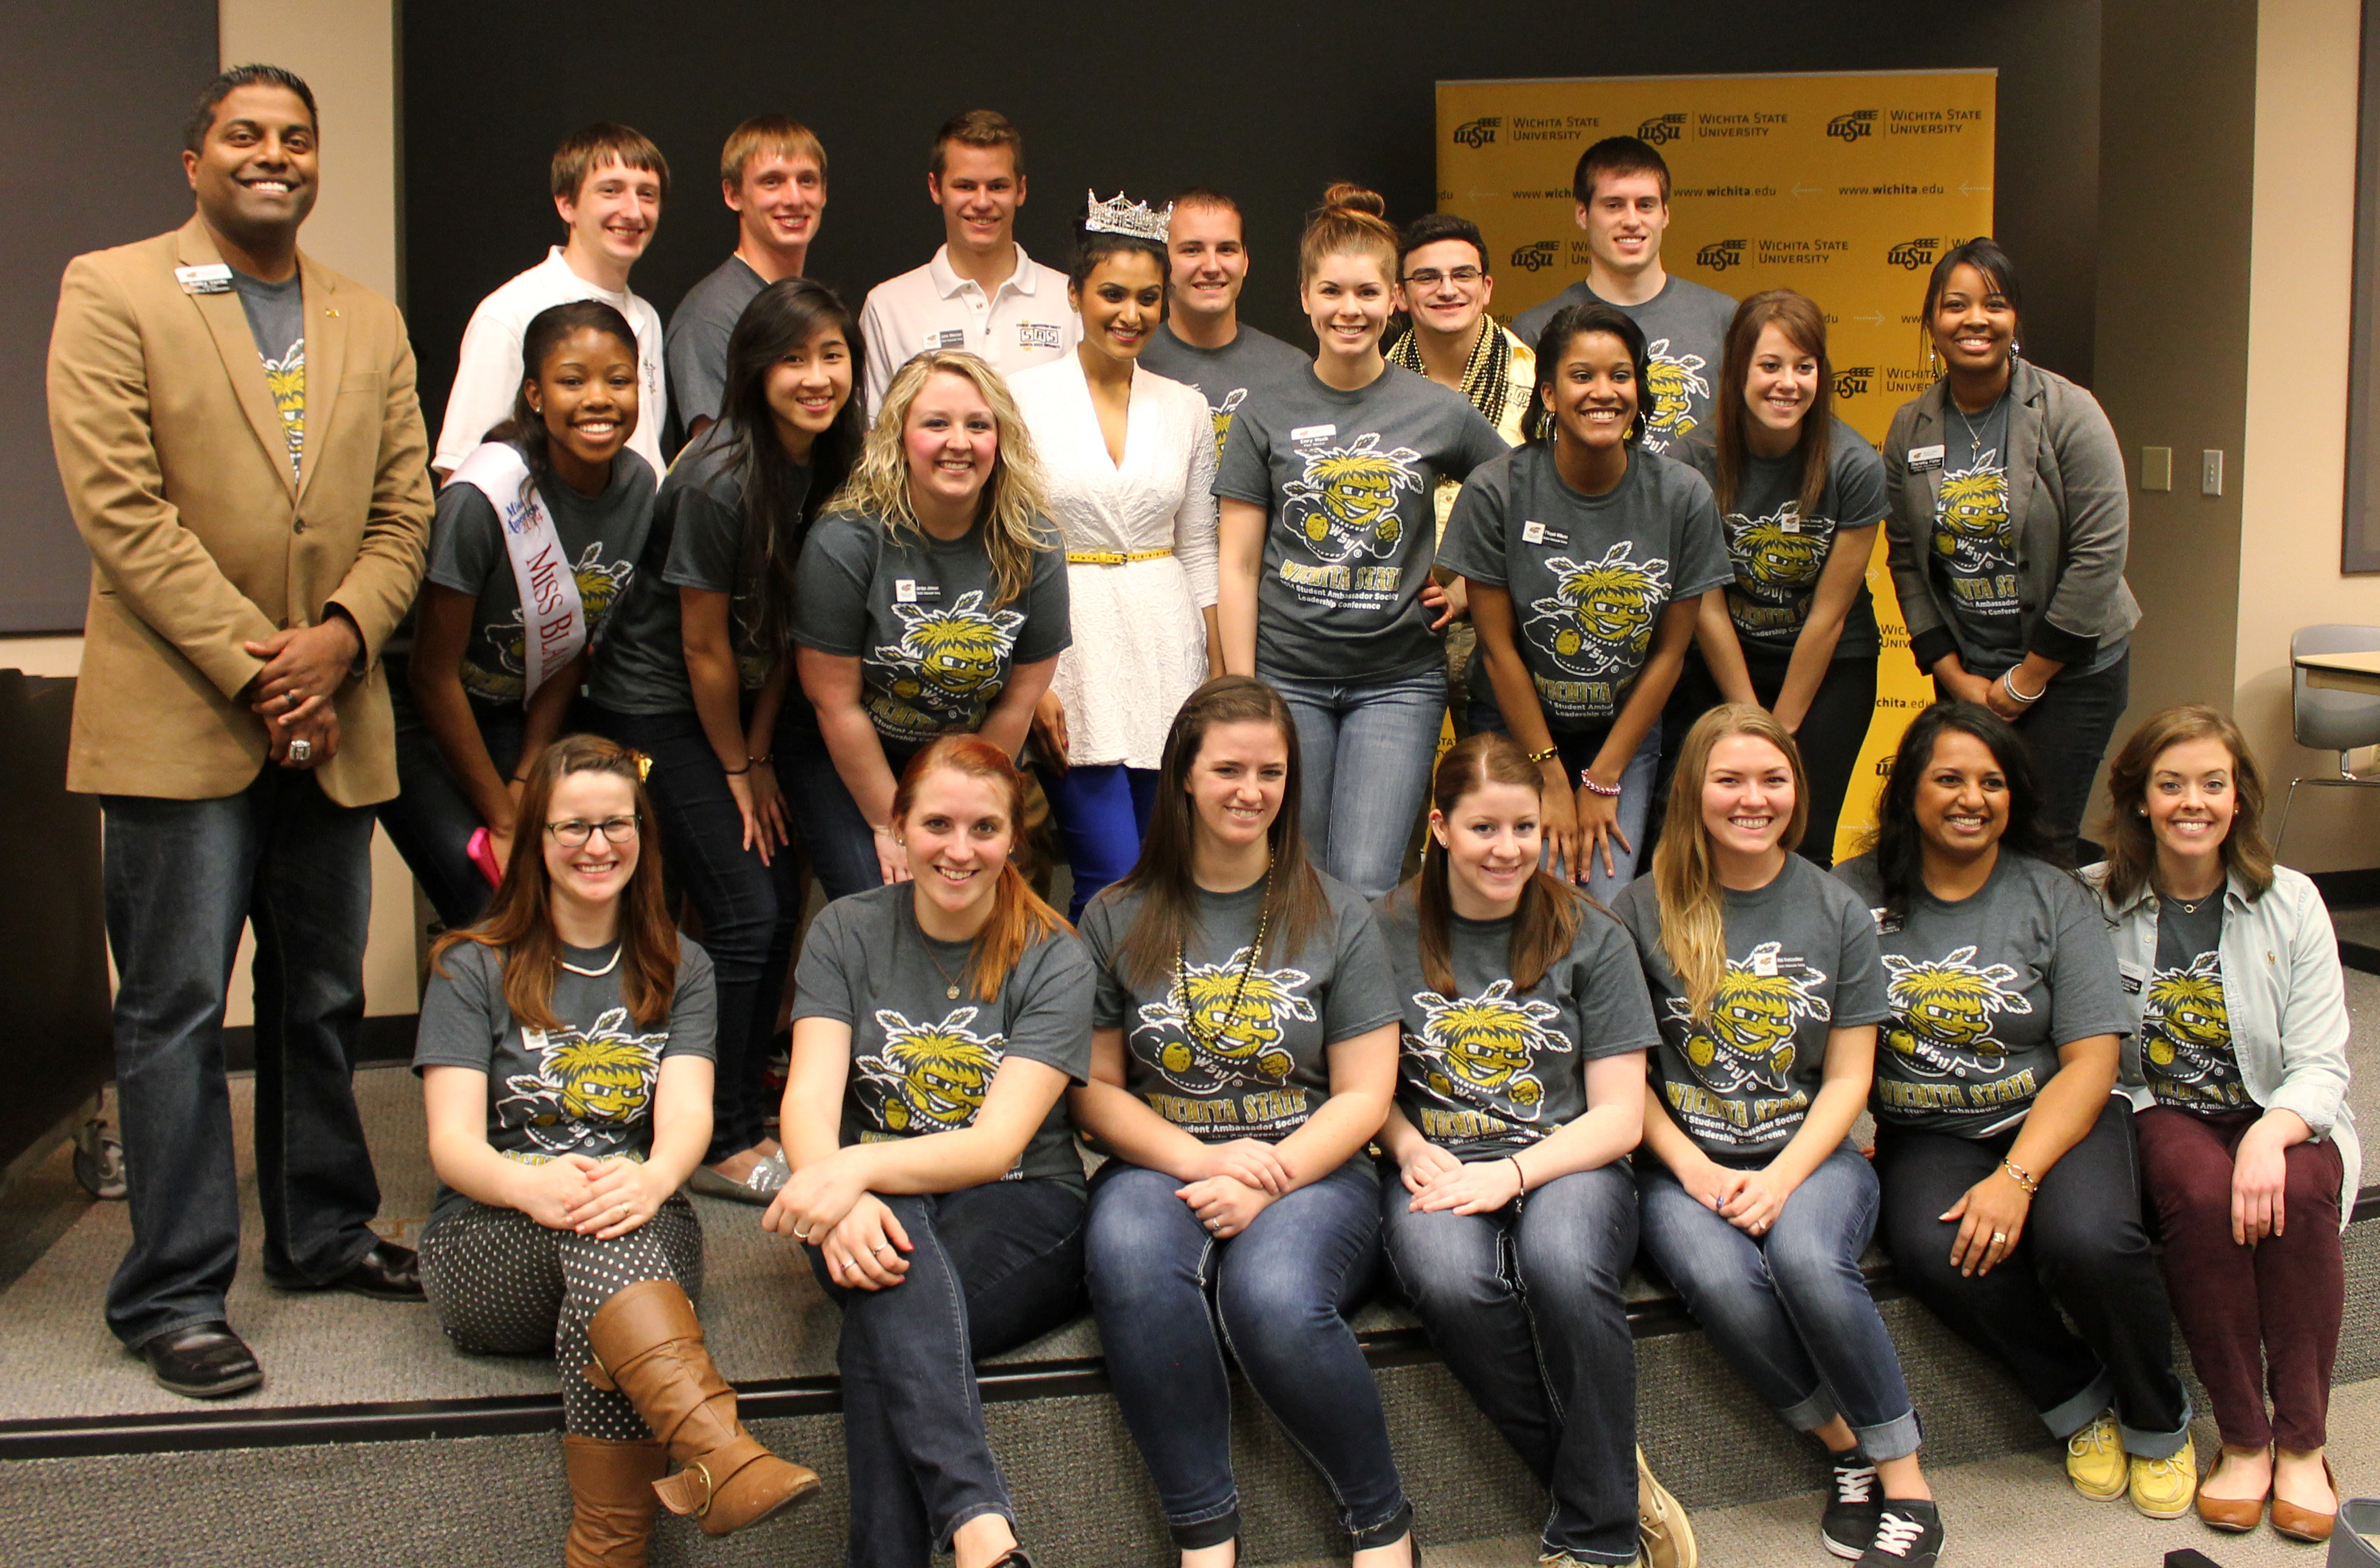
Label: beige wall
xmin=2238 ymin=0 xmax=2380 ymax=872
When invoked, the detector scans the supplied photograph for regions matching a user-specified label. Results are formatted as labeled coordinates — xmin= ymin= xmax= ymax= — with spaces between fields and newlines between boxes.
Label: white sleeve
xmin=629 ymin=299 xmax=668 ymax=474
xmin=860 ymin=289 xmax=898 ymax=420
xmin=434 ymin=297 xmax=524 ymax=474
xmin=1174 ymin=391 xmax=1221 ymax=609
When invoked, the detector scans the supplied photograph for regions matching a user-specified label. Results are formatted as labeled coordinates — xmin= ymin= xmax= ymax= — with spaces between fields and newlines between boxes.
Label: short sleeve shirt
xmin=664 ymin=255 xmax=766 ymax=432
xmin=1614 ymin=857 xmax=1891 ymax=1162
xmin=1441 ymin=443 xmax=1732 ymax=728
xmin=230 ymin=268 xmax=305 ymax=478
xmin=413 ymin=938 xmax=718 ymax=1219
xmin=1508 ymin=276 xmax=1737 ymax=454
xmin=790 ymin=509 xmax=1071 ymax=746
xmin=793 ymin=883 xmax=1095 ymax=1186
xmin=1834 ymin=851 xmax=2133 ymax=1137
xmin=1676 ymin=420 xmax=1887 ymax=658
xmin=1929 ymin=392 xmax=2025 ymax=667
xmin=1214 ymin=363 xmax=1507 ymax=682
xmin=426 ymin=444 xmax=657 ymax=706
xmin=2140 ymin=899 xmax=2249 ymax=1112
xmin=1136 ymin=321 xmax=1312 ymax=465
xmin=1082 ymin=872 xmax=1399 ymax=1144
xmin=1372 ymin=891 xmax=1658 ymax=1160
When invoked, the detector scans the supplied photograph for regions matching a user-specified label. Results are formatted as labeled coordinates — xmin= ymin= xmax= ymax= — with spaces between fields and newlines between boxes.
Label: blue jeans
xmin=376 ymin=661 xmax=524 ymax=929
xmin=1950 ymin=650 xmax=2129 ymax=859
xmin=1038 ymin=762 xmax=1157 ymax=923
xmin=776 ymin=715 xmax=896 ymax=904
xmin=1379 ymin=1163 xmax=1640 ymax=1562
xmin=1084 ymin=1157 xmax=1410 ymax=1551
xmin=1637 ymin=1141 xmax=1921 ymax=1461
xmin=100 ymin=769 xmax=384 ymax=1348
xmin=1262 ymin=664 xmax=1445 ymax=900
xmin=811 ymin=1179 xmax=1086 ymax=1568
xmin=1469 ymin=702 xmax=1660 ymax=906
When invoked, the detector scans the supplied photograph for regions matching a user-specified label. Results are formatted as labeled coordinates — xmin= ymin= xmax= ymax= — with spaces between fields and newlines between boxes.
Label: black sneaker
xmin=1855 ymin=1500 xmax=1941 ymax=1567
xmin=1822 ymin=1455 xmax=1882 ymax=1558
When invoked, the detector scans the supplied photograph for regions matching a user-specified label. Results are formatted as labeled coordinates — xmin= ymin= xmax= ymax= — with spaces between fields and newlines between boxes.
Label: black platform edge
xmin=2340 ymin=938 xmax=2380 ymax=977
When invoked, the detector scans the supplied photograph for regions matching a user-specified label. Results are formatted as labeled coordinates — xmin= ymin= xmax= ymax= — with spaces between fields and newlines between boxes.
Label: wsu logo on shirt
xmin=2141 ymin=953 xmax=2246 ymax=1106
xmin=873 ymin=589 xmax=1026 ymax=725
xmin=856 ymin=1006 xmax=1005 ymax=1134
xmin=1879 ymin=945 xmax=2032 ymax=1075
xmin=1641 ymin=338 xmax=1713 ymax=445
xmin=1932 ymin=454 xmax=2013 ymax=574
xmin=499 ymin=1009 xmax=669 ymax=1155
xmin=1526 ymin=539 xmax=1672 ymax=677
xmin=1666 ymin=943 xmax=1829 ymax=1094
xmin=466 ymin=545 xmax=637 ymax=702
xmin=1406 ymin=979 xmax=1571 ymax=1125
xmin=1284 ymin=432 xmax=1426 ymax=564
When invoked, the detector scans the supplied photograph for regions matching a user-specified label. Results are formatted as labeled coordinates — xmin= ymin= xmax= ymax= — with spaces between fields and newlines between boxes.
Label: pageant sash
xmin=449 ymin=442 xmax=587 ymax=700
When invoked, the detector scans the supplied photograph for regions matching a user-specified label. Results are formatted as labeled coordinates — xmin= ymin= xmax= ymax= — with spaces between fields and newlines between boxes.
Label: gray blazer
xmin=1880 ymin=358 xmax=2140 ymax=677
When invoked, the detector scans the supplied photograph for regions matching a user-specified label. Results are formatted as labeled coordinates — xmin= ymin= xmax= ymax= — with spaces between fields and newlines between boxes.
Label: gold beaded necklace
xmin=1173 ymin=864 xmax=1273 ymax=1053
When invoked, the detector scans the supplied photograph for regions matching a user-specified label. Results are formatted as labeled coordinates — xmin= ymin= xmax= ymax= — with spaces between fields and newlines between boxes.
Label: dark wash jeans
xmin=1085 ymin=1157 xmax=1411 ymax=1552
xmin=1946 ymin=650 xmax=2130 ymax=860
xmin=375 ymin=658 xmax=524 ymax=930
xmin=1638 ymin=1140 xmax=1921 ymax=1461
xmin=1874 ymin=1095 xmax=2191 ymax=1455
xmin=809 ymin=1179 xmax=1085 ymax=1567
xmin=1378 ymin=1162 xmax=1640 ymax=1562
xmin=101 ymin=769 xmax=384 ymax=1348
xmin=1667 ymin=647 xmax=1879 ymax=869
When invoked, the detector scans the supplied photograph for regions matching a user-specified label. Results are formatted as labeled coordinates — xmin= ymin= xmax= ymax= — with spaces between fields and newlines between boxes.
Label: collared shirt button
xmin=293 ymin=519 xmax=307 ymax=534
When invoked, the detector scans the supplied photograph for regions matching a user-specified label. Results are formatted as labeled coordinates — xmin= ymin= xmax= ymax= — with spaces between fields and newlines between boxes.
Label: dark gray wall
xmin=400 ymin=1 xmax=2102 ymax=445
xmin=1 ymin=3 xmax=217 ymax=634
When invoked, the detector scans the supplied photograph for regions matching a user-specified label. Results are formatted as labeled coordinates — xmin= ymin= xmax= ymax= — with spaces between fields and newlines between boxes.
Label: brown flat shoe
xmin=2194 ymin=1484 xmax=2264 ymax=1532
xmin=2269 ymin=1456 xmax=2337 ymax=1543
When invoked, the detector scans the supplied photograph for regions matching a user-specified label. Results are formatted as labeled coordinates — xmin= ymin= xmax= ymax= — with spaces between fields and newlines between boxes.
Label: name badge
xmin=175 ymin=263 xmax=234 ymax=296
xmin=1779 ymin=516 xmax=1802 ymax=535
xmin=1869 ymin=906 xmax=1902 ymax=936
xmin=1908 ymin=443 xmax=1946 ymax=470
xmin=1017 ymin=321 xmax=1062 ymax=349
xmin=1752 ymin=949 xmax=1778 ymax=978
xmin=1521 ymin=519 xmax=1569 ymax=548
xmin=2117 ymin=962 xmax=2147 ymax=996
xmin=895 ymin=579 xmax=918 ymax=604
xmin=924 ymin=328 xmax=965 ymax=351
xmin=1291 ymin=424 xmax=1337 ymax=443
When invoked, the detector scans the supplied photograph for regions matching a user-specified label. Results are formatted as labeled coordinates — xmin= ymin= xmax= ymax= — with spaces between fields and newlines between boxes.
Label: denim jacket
xmin=2086 ymin=861 xmax=2359 ymax=1224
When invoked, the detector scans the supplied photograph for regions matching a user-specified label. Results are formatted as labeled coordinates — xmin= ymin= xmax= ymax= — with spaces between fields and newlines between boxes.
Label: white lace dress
xmin=1011 ymin=356 xmax=1219 ymax=770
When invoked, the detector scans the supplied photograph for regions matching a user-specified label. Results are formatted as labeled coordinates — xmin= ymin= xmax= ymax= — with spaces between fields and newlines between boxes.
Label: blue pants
xmin=1038 ymin=763 xmax=1157 ymax=923
xmin=1637 ymin=1141 xmax=1921 ymax=1461
xmin=1084 ymin=1157 xmax=1410 ymax=1551
xmin=100 ymin=769 xmax=384 ymax=1348
xmin=1262 ymin=664 xmax=1445 ymax=901
xmin=1379 ymin=1163 xmax=1640 ymax=1562
xmin=376 ymin=660 xmax=524 ymax=929
xmin=775 ymin=716 xmax=900 ymax=905
xmin=1469 ymin=701 xmax=1660 ymax=907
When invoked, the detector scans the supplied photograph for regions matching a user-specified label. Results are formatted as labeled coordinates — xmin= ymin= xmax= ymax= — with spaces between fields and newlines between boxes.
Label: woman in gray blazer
xmin=1879 ymin=239 xmax=2139 ymax=854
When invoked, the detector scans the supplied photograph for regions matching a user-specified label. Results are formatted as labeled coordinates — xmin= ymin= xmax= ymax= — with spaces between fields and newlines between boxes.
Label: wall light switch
xmin=2141 ymin=447 xmax=2173 ymax=491
xmin=2202 ymin=449 xmax=2224 ymax=496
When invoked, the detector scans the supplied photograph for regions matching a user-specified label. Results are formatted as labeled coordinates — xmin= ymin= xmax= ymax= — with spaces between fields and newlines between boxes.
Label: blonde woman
xmin=1613 ymin=705 xmax=1939 ymax=1566
xmin=794 ymin=351 xmax=1072 ymax=888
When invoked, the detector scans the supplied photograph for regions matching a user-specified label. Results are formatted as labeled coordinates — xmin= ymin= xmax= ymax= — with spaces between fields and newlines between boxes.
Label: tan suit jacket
xmin=46 ymin=215 xmax=432 ymax=806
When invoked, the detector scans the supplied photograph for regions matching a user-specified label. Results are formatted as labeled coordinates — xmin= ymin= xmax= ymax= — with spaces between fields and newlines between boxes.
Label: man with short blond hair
xmin=433 ymin=123 xmax=670 ymax=477
xmin=667 ymin=115 xmax=827 ymax=442
xmin=1136 ymin=187 xmax=1308 ymax=463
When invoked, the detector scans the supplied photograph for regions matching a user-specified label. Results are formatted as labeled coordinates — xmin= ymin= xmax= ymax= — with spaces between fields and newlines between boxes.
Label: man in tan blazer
xmin=46 ymin=64 xmax=433 ymax=1397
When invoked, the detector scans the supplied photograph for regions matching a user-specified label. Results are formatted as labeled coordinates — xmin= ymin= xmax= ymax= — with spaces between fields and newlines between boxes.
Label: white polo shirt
xmin=858 ymin=243 xmax=1080 ymax=415
xmin=433 ymin=247 xmax=668 ymax=476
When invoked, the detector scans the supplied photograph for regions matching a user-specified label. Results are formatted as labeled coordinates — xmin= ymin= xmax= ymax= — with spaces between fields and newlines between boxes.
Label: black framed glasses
xmin=1401 ymin=266 xmax=1484 ymax=289
xmin=545 ymin=815 xmax=642 ymax=848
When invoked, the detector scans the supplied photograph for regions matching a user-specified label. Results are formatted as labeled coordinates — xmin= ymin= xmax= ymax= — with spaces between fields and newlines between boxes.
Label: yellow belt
xmin=1065 ymin=547 xmax=1174 ymax=565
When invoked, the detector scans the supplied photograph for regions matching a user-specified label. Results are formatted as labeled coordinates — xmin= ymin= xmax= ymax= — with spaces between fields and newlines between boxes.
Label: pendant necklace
xmin=920 ymin=922 xmax=966 ymax=1001
xmin=558 ymin=943 xmax=624 ymax=978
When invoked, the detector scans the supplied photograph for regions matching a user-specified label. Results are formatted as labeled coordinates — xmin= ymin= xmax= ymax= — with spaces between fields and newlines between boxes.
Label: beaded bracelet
xmin=1578 ymin=772 xmax=1622 ymax=799
xmin=2001 ymin=1159 xmax=2041 ymax=1194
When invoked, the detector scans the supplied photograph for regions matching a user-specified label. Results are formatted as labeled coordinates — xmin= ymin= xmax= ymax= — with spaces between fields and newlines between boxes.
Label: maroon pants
xmin=2135 ymin=1106 xmax=2345 ymax=1450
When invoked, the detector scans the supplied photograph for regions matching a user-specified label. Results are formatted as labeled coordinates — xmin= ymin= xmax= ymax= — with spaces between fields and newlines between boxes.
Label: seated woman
xmin=386 ymin=301 xmax=655 ymax=926
xmin=765 ymin=735 xmax=1092 ymax=1568
xmin=1616 ymin=705 xmax=1941 ymax=1567
xmin=1073 ymin=675 xmax=1416 ymax=1568
xmin=415 ymin=734 xmax=816 ymax=1567
xmin=2088 ymin=703 xmax=2358 ymax=1543
xmin=1375 ymin=733 xmax=1684 ymax=1568
xmin=1836 ymin=703 xmax=2196 ymax=1523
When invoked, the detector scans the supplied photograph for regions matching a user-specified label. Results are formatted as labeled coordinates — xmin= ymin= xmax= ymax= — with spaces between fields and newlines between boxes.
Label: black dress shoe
xmin=142 ymin=1322 xmax=263 ymax=1398
xmin=273 ymin=1239 xmax=425 ymax=1302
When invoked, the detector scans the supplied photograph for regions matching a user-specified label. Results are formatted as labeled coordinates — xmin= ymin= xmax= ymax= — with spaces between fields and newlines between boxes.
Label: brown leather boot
xmin=584 ymin=1279 xmax=820 ymax=1536
xmin=561 ymin=1435 xmax=666 ymax=1566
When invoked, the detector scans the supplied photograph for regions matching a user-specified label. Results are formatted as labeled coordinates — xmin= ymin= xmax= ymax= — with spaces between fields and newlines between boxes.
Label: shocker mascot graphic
xmin=466 ymin=544 xmax=637 ymax=702
xmin=2141 ymin=953 xmax=2240 ymax=1103
xmin=1727 ymin=504 xmax=1830 ymax=591
xmin=1668 ymin=943 xmax=1829 ymax=1093
xmin=1406 ymin=980 xmax=1569 ymax=1122
xmin=1281 ymin=433 xmax=1425 ymax=565
xmin=1135 ymin=949 xmax=1317 ymax=1093
xmin=873 ymin=589 xmax=1026 ymax=728
xmin=1879 ymin=945 xmax=2033 ymax=1077
xmin=497 ymin=1008 xmax=670 ymax=1155
xmin=1932 ymin=454 xmax=2012 ymax=575
xmin=1526 ymin=540 xmax=1672 ymax=677
xmin=1210 ymin=387 xmax=1249 ymax=462
xmin=1641 ymin=337 xmax=1711 ymax=445
xmin=855 ymin=1007 xmax=1004 ymax=1133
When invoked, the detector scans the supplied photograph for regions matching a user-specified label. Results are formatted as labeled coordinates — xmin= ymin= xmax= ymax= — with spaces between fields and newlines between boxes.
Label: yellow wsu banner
xmin=1438 ymin=69 xmax=1994 ymax=860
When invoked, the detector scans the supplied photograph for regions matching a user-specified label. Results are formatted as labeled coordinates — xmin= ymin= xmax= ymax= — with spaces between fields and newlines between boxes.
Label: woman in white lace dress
xmin=1012 ymin=194 xmax=1221 ymax=922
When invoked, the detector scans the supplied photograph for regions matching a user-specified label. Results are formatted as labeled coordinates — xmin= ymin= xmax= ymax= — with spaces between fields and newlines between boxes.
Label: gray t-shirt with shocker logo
xmin=1614 ymin=856 xmax=1891 ymax=1163
xmin=2138 ymin=897 xmax=2248 ymax=1113
xmin=792 ymin=508 xmax=1071 ymax=747
xmin=1928 ymin=391 xmax=2024 ymax=668
xmin=1508 ymin=274 xmax=1738 ymax=454
xmin=1441 ymin=443 xmax=1731 ymax=728
xmin=1676 ymin=420 xmax=1887 ymax=659
xmin=1214 ymin=362 xmax=1507 ymax=682
xmin=1136 ymin=320 xmax=1312 ymax=466
xmin=1835 ymin=849 xmax=2133 ymax=1137
xmin=1082 ymin=871 xmax=1399 ymax=1144
xmin=792 ymin=882 xmax=1095 ymax=1187
xmin=1372 ymin=890 xmax=1658 ymax=1161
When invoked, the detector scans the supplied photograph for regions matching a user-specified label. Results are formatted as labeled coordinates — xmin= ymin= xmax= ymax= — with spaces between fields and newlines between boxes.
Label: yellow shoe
xmin=1637 ymin=1446 xmax=1697 ymax=1568
xmin=2065 ymin=1409 xmax=2126 ymax=1501
xmin=2130 ymin=1436 xmax=2197 ymax=1520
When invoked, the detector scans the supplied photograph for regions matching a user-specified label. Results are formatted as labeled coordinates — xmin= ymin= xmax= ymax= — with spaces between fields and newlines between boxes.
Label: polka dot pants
xmin=420 ymin=1194 xmax=705 ymax=1438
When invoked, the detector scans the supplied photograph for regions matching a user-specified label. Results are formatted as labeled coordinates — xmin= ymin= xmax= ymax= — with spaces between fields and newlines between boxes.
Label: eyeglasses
xmin=1401 ymin=266 xmax=1484 ymax=290
xmin=545 ymin=815 xmax=642 ymax=847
